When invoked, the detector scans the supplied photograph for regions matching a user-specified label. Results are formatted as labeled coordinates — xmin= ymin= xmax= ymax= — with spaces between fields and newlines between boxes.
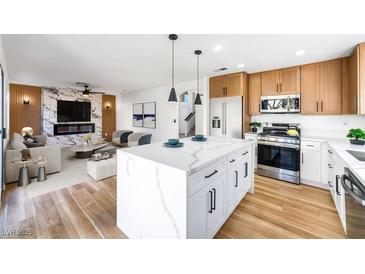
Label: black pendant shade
xmin=194 ymin=50 xmax=202 ymax=105
xmin=194 ymin=93 xmax=202 ymax=105
xmin=168 ymin=34 xmax=178 ymax=102
xmin=168 ymin=87 xmax=177 ymax=102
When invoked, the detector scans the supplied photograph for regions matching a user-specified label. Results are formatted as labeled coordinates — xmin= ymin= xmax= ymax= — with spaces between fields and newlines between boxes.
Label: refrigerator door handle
xmin=221 ymin=102 xmax=224 ymax=135
xmin=224 ymin=102 xmax=227 ymax=135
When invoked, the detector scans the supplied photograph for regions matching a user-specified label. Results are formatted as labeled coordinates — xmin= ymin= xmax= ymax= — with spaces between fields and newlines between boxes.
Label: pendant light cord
xmin=197 ymin=53 xmax=199 ymax=93
xmin=172 ymin=39 xmax=174 ymax=88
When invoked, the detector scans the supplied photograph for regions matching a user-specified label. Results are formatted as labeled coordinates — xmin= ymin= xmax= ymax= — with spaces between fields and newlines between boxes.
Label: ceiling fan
xmin=74 ymin=82 xmax=105 ymax=97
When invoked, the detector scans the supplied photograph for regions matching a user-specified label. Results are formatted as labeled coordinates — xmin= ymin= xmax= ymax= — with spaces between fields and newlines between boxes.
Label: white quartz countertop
xmin=120 ymin=136 xmax=252 ymax=174
xmin=301 ymin=135 xmax=365 ymax=184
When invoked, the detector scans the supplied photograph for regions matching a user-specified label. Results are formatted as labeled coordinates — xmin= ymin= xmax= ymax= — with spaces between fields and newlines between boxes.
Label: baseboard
xmin=300 ymin=179 xmax=329 ymax=190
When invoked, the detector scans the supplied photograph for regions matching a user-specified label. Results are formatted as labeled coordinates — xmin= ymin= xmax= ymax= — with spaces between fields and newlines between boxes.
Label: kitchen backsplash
xmin=251 ymin=114 xmax=365 ymax=138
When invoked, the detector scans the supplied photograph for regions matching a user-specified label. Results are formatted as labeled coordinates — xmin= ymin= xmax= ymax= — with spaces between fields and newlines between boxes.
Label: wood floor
xmin=0 ymin=175 xmax=345 ymax=239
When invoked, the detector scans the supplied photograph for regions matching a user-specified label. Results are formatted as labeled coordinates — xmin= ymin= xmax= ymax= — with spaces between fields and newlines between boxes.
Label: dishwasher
xmin=341 ymin=167 xmax=365 ymax=238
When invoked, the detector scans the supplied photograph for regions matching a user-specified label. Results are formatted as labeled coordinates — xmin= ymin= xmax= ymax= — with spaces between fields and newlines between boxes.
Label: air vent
xmin=213 ymin=67 xmax=228 ymax=72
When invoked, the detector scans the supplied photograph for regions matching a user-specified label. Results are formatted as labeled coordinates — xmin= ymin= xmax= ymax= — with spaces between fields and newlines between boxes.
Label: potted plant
xmin=346 ymin=128 xmax=365 ymax=145
xmin=249 ymin=122 xmax=262 ymax=133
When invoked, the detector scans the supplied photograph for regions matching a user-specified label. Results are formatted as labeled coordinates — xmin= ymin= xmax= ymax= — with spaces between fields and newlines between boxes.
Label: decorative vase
xmin=252 ymin=127 xmax=257 ymax=133
xmin=350 ymin=139 xmax=365 ymax=145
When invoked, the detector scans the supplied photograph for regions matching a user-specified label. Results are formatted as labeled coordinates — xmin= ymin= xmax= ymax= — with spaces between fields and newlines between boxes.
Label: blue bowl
xmin=168 ymin=139 xmax=179 ymax=145
xmin=195 ymin=135 xmax=204 ymax=140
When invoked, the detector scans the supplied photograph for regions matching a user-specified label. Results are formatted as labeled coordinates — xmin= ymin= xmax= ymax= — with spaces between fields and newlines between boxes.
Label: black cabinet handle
xmin=208 ymin=190 xmax=213 ymax=213
xmin=242 ymin=151 xmax=248 ymax=156
xmin=328 ymin=164 xmax=334 ymax=168
xmin=229 ymin=159 xmax=236 ymax=163
xmin=336 ymin=175 xmax=340 ymax=195
xmin=245 ymin=162 xmax=248 ymax=178
xmin=205 ymin=170 xmax=218 ymax=178
xmin=235 ymin=170 xmax=238 ymax=187
xmin=328 ymin=181 xmax=333 ymax=188
xmin=212 ymin=188 xmax=216 ymax=210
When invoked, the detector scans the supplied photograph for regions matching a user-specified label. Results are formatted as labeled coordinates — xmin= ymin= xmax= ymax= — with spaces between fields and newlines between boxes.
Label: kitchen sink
xmin=346 ymin=150 xmax=365 ymax=162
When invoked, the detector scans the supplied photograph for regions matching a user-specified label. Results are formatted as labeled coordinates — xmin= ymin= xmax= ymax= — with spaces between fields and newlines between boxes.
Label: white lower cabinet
xmin=333 ymin=153 xmax=346 ymax=232
xmin=188 ymin=145 xmax=253 ymax=239
xmin=207 ymin=175 xmax=227 ymax=238
xmin=188 ymin=174 xmax=226 ymax=239
xmin=300 ymin=149 xmax=321 ymax=183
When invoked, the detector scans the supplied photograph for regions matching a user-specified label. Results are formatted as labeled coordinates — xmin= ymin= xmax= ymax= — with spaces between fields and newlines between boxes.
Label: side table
xmin=13 ymin=160 xmax=31 ymax=187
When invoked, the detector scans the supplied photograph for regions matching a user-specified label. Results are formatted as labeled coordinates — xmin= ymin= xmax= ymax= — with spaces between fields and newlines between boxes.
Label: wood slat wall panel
xmin=102 ymin=94 xmax=116 ymax=141
xmin=9 ymin=84 xmax=42 ymax=136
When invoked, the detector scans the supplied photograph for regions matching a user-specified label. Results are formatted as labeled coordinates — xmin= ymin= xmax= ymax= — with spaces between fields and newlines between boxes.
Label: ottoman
xmin=87 ymin=157 xmax=117 ymax=181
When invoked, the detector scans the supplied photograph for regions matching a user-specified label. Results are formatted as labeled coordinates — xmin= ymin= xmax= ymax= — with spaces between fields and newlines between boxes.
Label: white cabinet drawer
xmin=227 ymin=152 xmax=238 ymax=168
xmin=301 ymin=141 xmax=321 ymax=151
xmin=236 ymin=146 xmax=250 ymax=162
xmin=188 ymin=160 xmax=226 ymax=196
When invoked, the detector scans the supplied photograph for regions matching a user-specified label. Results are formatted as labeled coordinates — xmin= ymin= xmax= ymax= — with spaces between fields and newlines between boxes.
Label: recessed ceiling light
xmin=295 ymin=50 xmax=306 ymax=56
xmin=237 ymin=64 xmax=245 ymax=68
xmin=213 ymin=45 xmax=223 ymax=51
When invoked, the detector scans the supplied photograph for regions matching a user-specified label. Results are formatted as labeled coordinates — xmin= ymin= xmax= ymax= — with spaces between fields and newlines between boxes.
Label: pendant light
xmin=194 ymin=50 xmax=202 ymax=105
xmin=168 ymin=34 xmax=178 ymax=102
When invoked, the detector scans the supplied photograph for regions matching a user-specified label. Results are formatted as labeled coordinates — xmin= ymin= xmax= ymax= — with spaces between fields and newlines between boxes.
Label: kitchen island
xmin=117 ymin=137 xmax=254 ymax=239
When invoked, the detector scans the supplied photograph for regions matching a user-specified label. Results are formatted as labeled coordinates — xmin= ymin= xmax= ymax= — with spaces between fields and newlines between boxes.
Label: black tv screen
xmin=57 ymin=100 xmax=91 ymax=122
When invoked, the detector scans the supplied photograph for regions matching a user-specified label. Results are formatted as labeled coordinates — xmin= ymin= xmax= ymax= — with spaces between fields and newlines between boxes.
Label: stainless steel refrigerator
xmin=210 ymin=96 xmax=243 ymax=138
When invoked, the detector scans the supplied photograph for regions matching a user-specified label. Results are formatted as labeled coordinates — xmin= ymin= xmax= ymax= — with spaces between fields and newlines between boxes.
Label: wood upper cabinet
xmin=248 ymin=73 xmax=261 ymax=115
xmin=347 ymin=43 xmax=365 ymax=114
xmin=261 ymin=67 xmax=300 ymax=96
xmin=300 ymin=63 xmax=320 ymax=114
xmin=210 ymin=72 xmax=245 ymax=98
xmin=261 ymin=70 xmax=280 ymax=96
xmin=226 ymin=73 xmax=244 ymax=97
xmin=300 ymin=60 xmax=342 ymax=115
xmin=280 ymin=67 xmax=300 ymax=94
xmin=210 ymin=76 xmax=226 ymax=98
xmin=319 ymin=59 xmax=342 ymax=114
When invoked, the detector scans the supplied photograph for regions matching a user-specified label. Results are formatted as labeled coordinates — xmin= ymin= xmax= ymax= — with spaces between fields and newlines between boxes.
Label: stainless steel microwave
xmin=260 ymin=94 xmax=300 ymax=113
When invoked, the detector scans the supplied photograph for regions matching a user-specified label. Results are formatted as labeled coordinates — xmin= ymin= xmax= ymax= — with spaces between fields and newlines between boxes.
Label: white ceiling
xmin=3 ymin=34 xmax=365 ymax=93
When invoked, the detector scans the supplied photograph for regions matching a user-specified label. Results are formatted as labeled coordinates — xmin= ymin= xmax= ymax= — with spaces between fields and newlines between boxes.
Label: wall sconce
xmin=105 ymin=103 xmax=111 ymax=109
xmin=23 ymin=98 xmax=30 ymax=105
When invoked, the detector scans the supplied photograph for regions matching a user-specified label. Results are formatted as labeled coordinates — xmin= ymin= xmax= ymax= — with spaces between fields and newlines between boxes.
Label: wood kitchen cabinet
xmin=345 ymin=43 xmax=365 ymax=114
xmin=300 ymin=59 xmax=342 ymax=115
xmin=261 ymin=70 xmax=280 ymax=96
xmin=319 ymin=59 xmax=342 ymax=114
xmin=248 ymin=73 xmax=261 ymax=115
xmin=210 ymin=72 xmax=245 ymax=98
xmin=210 ymin=76 xmax=226 ymax=98
xmin=261 ymin=67 xmax=300 ymax=96
xmin=280 ymin=67 xmax=300 ymax=94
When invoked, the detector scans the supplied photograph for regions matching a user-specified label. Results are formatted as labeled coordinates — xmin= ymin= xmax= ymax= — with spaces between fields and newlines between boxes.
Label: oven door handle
xmin=258 ymin=141 xmax=300 ymax=150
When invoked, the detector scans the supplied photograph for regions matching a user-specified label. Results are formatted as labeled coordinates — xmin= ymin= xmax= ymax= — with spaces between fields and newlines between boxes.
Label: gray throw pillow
xmin=10 ymin=140 xmax=27 ymax=150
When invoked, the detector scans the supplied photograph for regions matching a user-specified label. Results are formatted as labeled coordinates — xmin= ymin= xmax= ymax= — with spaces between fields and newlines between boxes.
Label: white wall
xmin=251 ymin=114 xmax=365 ymax=138
xmin=0 ymin=35 xmax=10 ymax=201
xmin=117 ymin=78 xmax=209 ymax=143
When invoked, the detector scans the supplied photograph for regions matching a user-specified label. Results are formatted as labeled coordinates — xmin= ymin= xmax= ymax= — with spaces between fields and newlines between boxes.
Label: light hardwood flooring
xmin=0 ymin=175 xmax=345 ymax=239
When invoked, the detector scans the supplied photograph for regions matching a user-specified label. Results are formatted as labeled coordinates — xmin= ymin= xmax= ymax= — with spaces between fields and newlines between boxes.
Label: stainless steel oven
xmin=261 ymin=94 xmax=300 ymax=113
xmin=257 ymin=141 xmax=300 ymax=184
xmin=256 ymin=123 xmax=301 ymax=184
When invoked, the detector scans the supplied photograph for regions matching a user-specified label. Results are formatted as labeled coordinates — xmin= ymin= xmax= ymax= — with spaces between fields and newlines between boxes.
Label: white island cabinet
xmin=117 ymin=137 xmax=254 ymax=239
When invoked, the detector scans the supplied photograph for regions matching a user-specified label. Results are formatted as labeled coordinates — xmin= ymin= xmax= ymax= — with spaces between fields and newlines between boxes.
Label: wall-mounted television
xmin=57 ymin=100 xmax=91 ymax=122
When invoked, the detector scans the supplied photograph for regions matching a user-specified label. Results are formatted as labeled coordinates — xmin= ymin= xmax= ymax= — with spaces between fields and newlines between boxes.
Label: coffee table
xmin=71 ymin=142 xmax=110 ymax=158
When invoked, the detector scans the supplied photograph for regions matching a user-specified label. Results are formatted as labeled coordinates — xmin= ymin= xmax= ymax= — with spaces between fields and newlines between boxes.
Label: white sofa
xmin=5 ymin=145 xmax=62 ymax=183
